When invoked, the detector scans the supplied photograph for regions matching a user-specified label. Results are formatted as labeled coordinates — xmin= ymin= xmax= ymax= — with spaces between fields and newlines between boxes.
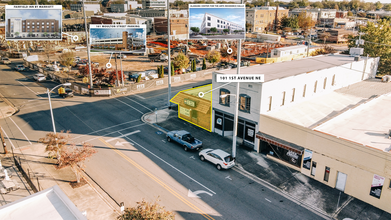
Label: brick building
xmin=7 ymin=18 xmax=60 ymax=38
xmin=246 ymin=6 xmax=289 ymax=33
xmin=154 ymin=17 xmax=188 ymax=39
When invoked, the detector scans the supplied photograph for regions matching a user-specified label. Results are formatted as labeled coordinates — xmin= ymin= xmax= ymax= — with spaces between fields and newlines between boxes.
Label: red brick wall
xmin=91 ymin=17 xmax=113 ymax=24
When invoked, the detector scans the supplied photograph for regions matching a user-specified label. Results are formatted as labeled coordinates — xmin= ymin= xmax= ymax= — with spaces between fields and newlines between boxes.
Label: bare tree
xmin=59 ymin=143 xmax=97 ymax=184
xmin=41 ymin=42 xmax=56 ymax=63
xmin=39 ymin=131 xmax=71 ymax=165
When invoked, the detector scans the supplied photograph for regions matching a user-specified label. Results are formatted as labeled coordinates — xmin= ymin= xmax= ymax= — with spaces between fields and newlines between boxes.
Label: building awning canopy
xmin=256 ymin=132 xmax=304 ymax=155
xmin=171 ymin=92 xmax=211 ymax=114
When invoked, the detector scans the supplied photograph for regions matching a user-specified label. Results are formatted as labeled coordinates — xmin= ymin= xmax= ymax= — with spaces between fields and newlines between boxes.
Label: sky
xmin=189 ymin=8 xmax=245 ymax=29
xmin=6 ymin=9 xmax=62 ymax=25
xmin=90 ymin=28 xmax=146 ymax=42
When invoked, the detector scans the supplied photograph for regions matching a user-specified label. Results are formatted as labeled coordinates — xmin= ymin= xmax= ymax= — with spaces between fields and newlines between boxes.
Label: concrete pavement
xmin=142 ymin=107 xmax=391 ymax=220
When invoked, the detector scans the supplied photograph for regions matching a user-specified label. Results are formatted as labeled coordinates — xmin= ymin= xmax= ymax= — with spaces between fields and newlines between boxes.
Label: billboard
xmin=5 ymin=5 xmax=62 ymax=41
xmin=188 ymin=4 xmax=245 ymax=40
xmin=89 ymin=24 xmax=146 ymax=54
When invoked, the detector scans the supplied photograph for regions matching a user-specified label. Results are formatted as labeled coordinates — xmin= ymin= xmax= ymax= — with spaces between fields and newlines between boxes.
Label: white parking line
xmin=18 ymin=81 xmax=39 ymax=95
xmin=83 ymin=123 xmax=145 ymax=143
xmin=73 ymin=119 xmax=140 ymax=140
xmin=9 ymin=118 xmax=32 ymax=145
xmin=106 ymin=130 xmax=140 ymax=143
xmin=123 ymin=136 xmax=216 ymax=195
xmin=265 ymin=198 xmax=271 ymax=203
xmin=115 ymin=98 xmax=145 ymax=114
xmin=133 ymin=94 xmax=145 ymax=100
xmin=1 ymin=127 xmax=15 ymax=149
xmin=123 ymin=96 xmax=152 ymax=111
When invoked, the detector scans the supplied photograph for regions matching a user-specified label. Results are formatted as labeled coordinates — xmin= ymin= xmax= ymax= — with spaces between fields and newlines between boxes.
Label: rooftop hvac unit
xmin=354 ymin=56 xmax=360 ymax=61
xmin=350 ymin=47 xmax=363 ymax=56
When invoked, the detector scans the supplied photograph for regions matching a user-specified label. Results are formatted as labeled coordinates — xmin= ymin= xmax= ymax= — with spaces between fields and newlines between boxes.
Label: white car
xmin=199 ymin=149 xmax=235 ymax=170
xmin=33 ymin=73 xmax=46 ymax=81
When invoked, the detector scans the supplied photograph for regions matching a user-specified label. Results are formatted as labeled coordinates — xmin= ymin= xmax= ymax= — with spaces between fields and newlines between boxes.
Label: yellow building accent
xmin=170 ymin=84 xmax=212 ymax=132
xmin=256 ymin=53 xmax=308 ymax=64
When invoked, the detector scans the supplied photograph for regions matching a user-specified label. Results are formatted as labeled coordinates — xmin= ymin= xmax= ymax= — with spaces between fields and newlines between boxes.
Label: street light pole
xmin=47 ymin=83 xmax=71 ymax=135
xmin=83 ymin=0 xmax=93 ymax=92
xmin=167 ymin=0 xmax=171 ymax=109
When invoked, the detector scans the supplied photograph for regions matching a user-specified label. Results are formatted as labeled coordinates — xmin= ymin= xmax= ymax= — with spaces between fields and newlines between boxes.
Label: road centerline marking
xmin=98 ymin=138 xmax=214 ymax=220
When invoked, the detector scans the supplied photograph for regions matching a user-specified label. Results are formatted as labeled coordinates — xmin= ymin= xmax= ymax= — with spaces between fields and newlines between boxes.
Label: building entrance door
xmin=336 ymin=172 xmax=347 ymax=192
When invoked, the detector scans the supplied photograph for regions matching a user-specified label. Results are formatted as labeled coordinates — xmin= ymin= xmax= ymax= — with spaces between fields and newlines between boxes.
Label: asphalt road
xmin=0 ymin=61 xmax=328 ymax=220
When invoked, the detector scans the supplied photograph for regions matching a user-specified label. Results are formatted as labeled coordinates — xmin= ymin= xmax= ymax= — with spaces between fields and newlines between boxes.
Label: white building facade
xmin=200 ymin=13 xmax=243 ymax=34
xmin=212 ymin=55 xmax=379 ymax=150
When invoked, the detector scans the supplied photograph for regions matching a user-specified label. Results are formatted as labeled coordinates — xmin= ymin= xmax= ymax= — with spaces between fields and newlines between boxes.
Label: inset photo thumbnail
xmin=90 ymin=24 xmax=146 ymax=54
xmin=5 ymin=5 xmax=62 ymax=40
xmin=189 ymin=4 xmax=245 ymax=40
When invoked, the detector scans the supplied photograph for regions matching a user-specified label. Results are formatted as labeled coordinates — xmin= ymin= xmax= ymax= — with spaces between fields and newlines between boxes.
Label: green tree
xmin=210 ymin=27 xmax=217 ymax=34
xmin=158 ymin=65 xmax=164 ymax=78
xmin=118 ymin=197 xmax=174 ymax=220
xmin=348 ymin=19 xmax=391 ymax=76
xmin=136 ymin=74 xmax=142 ymax=83
xmin=385 ymin=4 xmax=391 ymax=11
xmin=173 ymin=52 xmax=189 ymax=73
xmin=280 ymin=15 xmax=299 ymax=30
xmin=375 ymin=1 xmax=383 ymax=10
xmin=223 ymin=29 xmax=229 ymax=34
xmin=347 ymin=11 xmax=353 ymax=16
xmin=190 ymin=27 xmax=200 ymax=34
xmin=202 ymin=58 xmax=206 ymax=70
xmin=171 ymin=62 xmax=175 ymax=76
xmin=15 ymin=32 xmax=19 ymax=36
xmin=206 ymin=50 xmax=221 ymax=67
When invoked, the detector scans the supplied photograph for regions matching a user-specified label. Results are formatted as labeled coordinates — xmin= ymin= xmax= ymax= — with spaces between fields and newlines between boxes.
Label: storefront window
xmin=324 ymin=167 xmax=330 ymax=182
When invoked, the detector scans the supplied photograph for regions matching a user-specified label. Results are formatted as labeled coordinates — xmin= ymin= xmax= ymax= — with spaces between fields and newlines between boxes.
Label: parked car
xmin=199 ymin=149 xmax=235 ymax=170
xmin=14 ymin=64 xmax=25 ymax=71
xmin=1 ymin=57 xmax=11 ymax=64
xmin=33 ymin=73 xmax=46 ymax=81
xmin=166 ymin=130 xmax=203 ymax=151
xmin=117 ymin=54 xmax=127 ymax=59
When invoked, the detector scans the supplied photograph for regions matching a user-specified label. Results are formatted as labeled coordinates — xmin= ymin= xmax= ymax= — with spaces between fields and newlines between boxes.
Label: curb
xmin=0 ymin=91 xmax=19 ymax=118
xmin=141 ymin=110 xmax=335 ymax=220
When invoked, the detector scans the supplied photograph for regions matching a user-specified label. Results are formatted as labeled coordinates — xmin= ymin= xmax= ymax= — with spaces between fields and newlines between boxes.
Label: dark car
xmin=60 ymin=88 xmax=74 ymax=98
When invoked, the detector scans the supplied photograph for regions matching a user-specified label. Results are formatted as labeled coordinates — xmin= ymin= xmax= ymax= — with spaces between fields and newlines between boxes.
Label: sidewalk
xmin=0 ymin=144 xmax=119 ymax=220
xmin=0 ymin=93 xmax=17 ymax=119
xmin=143 ymin=108 xmax=391 ymax=220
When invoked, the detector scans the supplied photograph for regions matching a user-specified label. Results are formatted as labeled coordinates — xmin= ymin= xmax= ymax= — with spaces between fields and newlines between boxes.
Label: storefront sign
xmin=247 ymin=128 xmax=254 ymax=137
xmin=184 ymin=98 xmax=196 ymax=108
xmin=303 ymin=149 xmax=313 ymax=170
xmin=286 ymin=151 xmax=299 ymax=164
xmin=370 ymin=174 xmax=385 ymax=199
xmin=180 ymin=106 xmax=191 ymax=117
xmin=217 ymin=118 xmax=222 ymax=125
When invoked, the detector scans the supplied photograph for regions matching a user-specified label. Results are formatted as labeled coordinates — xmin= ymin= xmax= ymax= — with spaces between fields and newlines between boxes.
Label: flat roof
xmin=316 ymin=93 xmax=391 ymax=152
xmin=266 ymin=79 xmax=391 ymax=152
xmin=215 ymin=54 xmax=366 ymax=82
xmin=0 ymin=185 xmax=86 ymax=220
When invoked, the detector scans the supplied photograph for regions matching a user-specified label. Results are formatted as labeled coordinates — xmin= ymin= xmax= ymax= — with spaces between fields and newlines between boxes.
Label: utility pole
xmin=83 ymin=0 xmax=94 ymax=93
xmin=120 ymin=53 xmax=124 ymax=87
xmin=307 ymin=27 xmax=311 ymax=57
xmin=167 ymin=0 xmax=171 ymax=109
xmin=115 ymin=55 xmax=119 ymax=87
xmin=0 ymin=126 xmax=7 ymax=154
xmin=232 ymin=0 xmax=244 ymax=160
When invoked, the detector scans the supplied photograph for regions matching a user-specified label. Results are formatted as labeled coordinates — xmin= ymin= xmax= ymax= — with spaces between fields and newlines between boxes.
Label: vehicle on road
xmin=33 ymin=73 xmax=46 ymax=81
xmin=148 ymin=53 xmax=168 ymax=62
xmin=117 ymin=54 xmax=127 ymax=59
xmin=14 ymin=64 xmax=25 ymax=71
xmin=199 ymin=149 xmax=235 ymax=170
xmin=166 ymin=130 xmax=203 ymax=151
xmin=1 ymin=57 xmax=11 ymax=64
xmin=58 ymin=87 xmax=74 ymax=98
